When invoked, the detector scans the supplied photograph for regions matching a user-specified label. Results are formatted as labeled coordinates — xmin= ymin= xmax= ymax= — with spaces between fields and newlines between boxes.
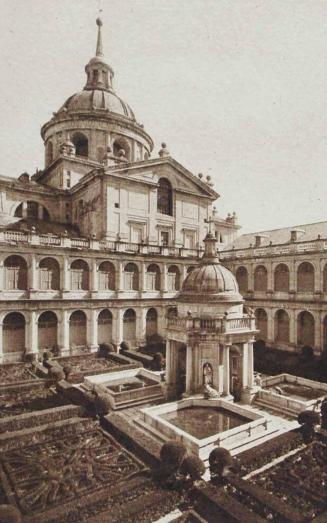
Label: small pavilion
xmin=165 ymin=232 xmax=258 ymax=403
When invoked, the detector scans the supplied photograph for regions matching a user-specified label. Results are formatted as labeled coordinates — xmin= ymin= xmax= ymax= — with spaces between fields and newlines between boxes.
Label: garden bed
xmin=0 ymin=363 xmax=38 ymax=385
xmin=0 ymin=383 xmax=70 ymax=419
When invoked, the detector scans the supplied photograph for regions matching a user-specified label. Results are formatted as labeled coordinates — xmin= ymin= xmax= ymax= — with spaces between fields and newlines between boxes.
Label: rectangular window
xmin=160 ymin=231 xmax=169 ymax=246
xmin=40 ymin=268 xmax=52 ymax=290
xmin=167 ymin=273 xmax=176 ymax=292
xmin=99 ymin=271 xmax=112 ymax=291
xmin=124 ymin=272 xmax=134 ymax=291
xmin=6 ymin=267 xmax=18 ymax=290
xmin=147 ymin=273 xmax=156 ymax=291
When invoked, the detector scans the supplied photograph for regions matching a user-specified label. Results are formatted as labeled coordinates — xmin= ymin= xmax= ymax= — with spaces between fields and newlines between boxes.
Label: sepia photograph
xmin=0 ymin=1 xmax=327 ymax=521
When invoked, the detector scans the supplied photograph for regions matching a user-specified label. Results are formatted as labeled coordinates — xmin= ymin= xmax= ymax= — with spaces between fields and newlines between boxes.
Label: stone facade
xmin=221 ymin=222 xmax=327 ymax=355
xmin=0 ymin=19 xmax=239 ymax=363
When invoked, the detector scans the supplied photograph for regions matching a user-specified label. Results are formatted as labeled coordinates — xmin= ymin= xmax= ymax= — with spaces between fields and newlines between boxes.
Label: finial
xmin=96 ymin=18 xmax=104 ymax=57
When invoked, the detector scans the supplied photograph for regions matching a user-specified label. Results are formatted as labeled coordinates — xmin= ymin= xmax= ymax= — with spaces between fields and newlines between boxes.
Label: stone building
xmin=0 ymin=19 xmax=239 ymax=363
xmin=166 ymin=232 xmax=257 ymax=402
xmin=221 ymin=222 xmax=327 ymax=355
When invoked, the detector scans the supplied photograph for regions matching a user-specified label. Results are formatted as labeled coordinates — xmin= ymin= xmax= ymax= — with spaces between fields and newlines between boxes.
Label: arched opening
xmin=98 ymin=261 xmax=115 ymax=291
xmin=167 ymin=265 xmax=180 ymax=291
xmin=46 ymin=141 xmax=54 ymax=166
xmin=274 ymin=263 xmax=290 ymax=292
xmin=254 ymin=265 xmax=268 ymax=292
xmin=255 ymin=308 xmax=268 ymax=341
xmin=70 ymin=260 xmax=89 ymax=290
xmin=146 ymin=264 xmax=161 ymax=291
xmin=4 ymin=256 xmax=27 ymax=290
xmin=235 ymin=267 xmax=248 ymax=293
xmin=146 ymin=308 xmax=158 ymax=338
xmin=98 ymin=309 xmax=113 ymax=345
xmin=297 ymin=262 xmax=314 ymax=292
xmin=14 ymin=201 xmax=50 ymax=221
xmin=69 ymin=310 xmax=87 ymax=348
xmin=297 ymin=311 xmax=315 ymax=348
xmin=112 ymin=138 xmax=130 ymax=160
xmin=38 ymin=311 xmax=58 ymax=351
xmin=157 ymin=178 xmax=173 ymax=216
xmin=123 ymin=308 xmax=136 ymax=344
xmin=3 ymin=312 xmax=25 ymax=354
xmin=39 ymin=258 xmax=60 ymax=290
xmin=275 ymin=309 xmax=290 ymax=343
xmin=124 ymin=263 xmax=139 ymax=291
xmin=72 ymin=132 xmax=88 ymax=157
xmin=323 ymin=264 xmax=327 ymax=293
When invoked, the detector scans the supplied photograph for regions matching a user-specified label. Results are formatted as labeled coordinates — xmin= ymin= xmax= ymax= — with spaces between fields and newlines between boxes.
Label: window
xmin=4 ymin=256 xmax=27 ymax=290
xmin=72 ymin=133 xmax=88 ymax=157
xmin=160 ymin=231 xmax=169 ymax=246
xmin=98 ymin=262 xmax=115 ymax=291
xmin=70 ymin=260 xmax=89 ymax=290
xmin=157 ymin=178 xmax=173 ymax=216
xmin=146 ymin=264 xmax=160 ymax=291
xmin=124 ymin=263 xmax=139 ymax=291
xmin=39 ymin=258 xmax=60 ymax=290
xmin=66 ymin=171 xmax=71 ymax=188
xmin=167 ymin=265 xmax=180 ymax=291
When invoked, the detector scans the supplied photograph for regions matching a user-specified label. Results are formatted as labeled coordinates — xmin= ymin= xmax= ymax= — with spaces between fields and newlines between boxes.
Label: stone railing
xmin=221 ymin=238 xmax=327 ymax=261
xmin=0 ymin=229 xmax=203 ymax=259
xmin=167 ymin=315 xmax=255 ymax=333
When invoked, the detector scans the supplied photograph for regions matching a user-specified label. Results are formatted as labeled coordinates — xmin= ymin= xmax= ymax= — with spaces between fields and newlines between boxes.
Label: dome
xmin=59 ymin=90 xmax=135 ymax=120
xmin=178 ymin=232 xmax=243 ymax=303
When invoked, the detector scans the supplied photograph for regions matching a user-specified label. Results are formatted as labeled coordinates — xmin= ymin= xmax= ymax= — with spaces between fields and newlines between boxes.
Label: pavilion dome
xmin=58 ymin=90 xmax=135 ymax=120
xmin=178 ymin=233 xmax=243 ymax=303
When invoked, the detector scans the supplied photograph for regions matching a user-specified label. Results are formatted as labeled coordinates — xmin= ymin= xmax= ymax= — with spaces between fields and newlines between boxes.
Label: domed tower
xmin=41 ymin=18 xmax=153 ymax=169
xmin=165 ymin=232 xmax=258 ymax=402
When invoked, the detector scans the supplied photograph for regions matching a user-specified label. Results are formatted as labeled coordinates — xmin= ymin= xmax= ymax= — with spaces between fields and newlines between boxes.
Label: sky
xmin=1 ymin=0 xmax=327 ymax=233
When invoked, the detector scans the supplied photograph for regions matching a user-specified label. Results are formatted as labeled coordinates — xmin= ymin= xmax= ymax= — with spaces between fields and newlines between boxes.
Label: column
xmin=267 ymin=262 xmax=273 ymax=292
xmin=185 ymin=345 xmax=193 ymax=394
xmin=267 ymin=309 xmax=274 ymax=345
xmin=222 ymin=345 xmax=230 ymax=396
xmin=112 ymin=308 xmax=124 ymax=349
xmin=0 ymin=260 xmax=3 ymax=292
xmin=289 ymin=260 xmax=296 ymax=292
xmin=22 ymin=201 xmax=27 ymax=219
xmin=58 ymin=310 xmax=70 ymax=354
xmin=117 ymin=260 xmax=124 ymax=292
xmin=314 ymin=312 xmax=322 ymax=353
xmin=140 ymin=262 xmax=146 ymax=293
xmin=165 ymin=339 xmax=172 ymax=385
xmin=161 ymin=265 xmax=168 ymax=293
xmin=136 ymin=308 xmax=147 ymax=346
xmin=247 ymin=341 xmax=254 ymax=388
xmin=26 ymin=311 xmax=38 ymax=355
xmin=62 ymin=256 xmax=70 ymax=292
xmin=289 ymin=309 xmax=297 ymax=346
xmin=248 ymin=263 xmax=254 ymax=292
xmin=0 ymin=320 xmax=3 ymax=361
xmin=88 ymin=309 xmax=98 ymax=352
xmin=37 ymin=204 xmax=44 ymax=220
xmin=242 ymin=343 xmax=249 ymax=389
xmin=28 ymin=255 xmax=38 ymax=291
xmin=91 ymin=259 xmax=98 ymax=293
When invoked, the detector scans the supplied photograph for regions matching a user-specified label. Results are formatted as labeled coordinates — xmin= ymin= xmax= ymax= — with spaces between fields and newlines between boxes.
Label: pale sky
xmin=1 ymin=0 xmax=327 ymax=233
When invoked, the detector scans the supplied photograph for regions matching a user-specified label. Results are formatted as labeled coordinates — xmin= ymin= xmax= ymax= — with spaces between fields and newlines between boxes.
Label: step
xmin=254 ymin=399 xmax=297 ymax=419
xmin=114 ymin=392 xmax=165 ymax=410
xmin=134 ymin=417 xmax=167 ymax=444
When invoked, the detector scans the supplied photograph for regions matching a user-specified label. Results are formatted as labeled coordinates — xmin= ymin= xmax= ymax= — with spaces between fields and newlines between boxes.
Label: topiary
xmin=209 ymin=447 xmax=233 ymax=481
xmin=180 ymin=455 xmax=205 ymax=483
xmin=48 ymin=366 xmax=65 ymax=382
xmin=99 ymin=343 xmax=115 ymax=358
xmin=160 ymin=441 xmax=188 ymax=473
xmin=94 ymin=393 xmax=112 ymax=416
xmin=63 ymin=364 xmax=73 ymax=380
xmin=298 ymin=409 xmax=320 ymax=444
xmin=120 ymin=341 xmax=130 ymax=352
xmin=0 ymin=504 xmax=22 ymax=522
xmin=151 ymin=352 xmax=164 ymax=371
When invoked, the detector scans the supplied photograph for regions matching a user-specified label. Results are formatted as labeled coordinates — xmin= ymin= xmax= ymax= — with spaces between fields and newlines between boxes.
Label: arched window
xmin=113 ymin=138 xmax=130 ymax=160
xmin=275 ymin=310 xmax=290 ymax=343
xmin=157 ymin=178 xmax=173 ymax=216
xmin=146 ymin=264 xmax=161 ymax=291
xmin=297 ymin=311 xmax=315 ymax=347
xmin=124 ymin=263 xmax=139 ymax=291
xmin=167 ymin=265 xmax=180 ymax=291
xmin=235 ymin=266 xmax=248 ymax=293
xmin=46 ymin=141 xmax=54 ymax=166
xmin=98 ymin=261 xmax=115 ymax=291
xmin=38 ymin=311 xmax=58 ymax=350
xmin=254 ymin=265 xmax=268 ymax=292
xmin=3 ymin=312 xmax=26 ymax=354
xmin=72 ymin=133 xmax=88 ymax=157
xmin=323 ymin=264 xmax=327 ymax=293
xmin=69 ymin=310 xmax=87 ymax=348
xmin=255 ymin=308 xmax=268 ymax=340
xmin=98 ymin=309 xmax=113 ymax=345
xmin=146 ymin=308 xmax=158 ymax=338
xmin=297 ymin=262 xmax=314 ymax=292
xmin=4 ymin=256 xmax=27 ymax=290
xmin=39 ymin=258 xmax=60 ymax=290
xmin=123 ymin=308 xmax=136 ymax=343
xmin=14 ymin=201 xmax=50 ymax=221
xmin=274 ymin=264 xmax=290 ymax=292
xmin=70 ymin=260 xmax=89 ymax=290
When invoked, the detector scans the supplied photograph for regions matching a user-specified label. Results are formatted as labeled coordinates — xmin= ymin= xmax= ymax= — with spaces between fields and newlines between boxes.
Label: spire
xmin=84 ymin=18 xmax=114 ymax=92
xmin=201 ymin=230 xmax=219 ymax=264
xmin=96 ymin=18 xmax=103 ymax=57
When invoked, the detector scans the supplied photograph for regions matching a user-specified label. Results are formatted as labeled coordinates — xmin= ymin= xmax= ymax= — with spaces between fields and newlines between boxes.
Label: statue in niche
xmin=203 ymin=363 xmax=220 ymax=399
xmin=203 ymin=382 xmax=220 ymax=399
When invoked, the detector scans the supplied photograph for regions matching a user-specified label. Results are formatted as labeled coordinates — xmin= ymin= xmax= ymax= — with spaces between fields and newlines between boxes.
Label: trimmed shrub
xmin=301 ymin=345 xmax=314 ymax=360
xmin=298 ymin=410 xmax=320 ymax=444
xmin=160 ymin=441 xmax=188 ymax=472
xmin=94 ymin=393 xmax=112 ymax=416
xmin=48 ymin=366 xmax=65 ymax=382
xmin=99 ymin=343 xmax=115 ymax=358
xmin=209 ymin=447 xmax=233 ymax=481
xmin=180 ymin=455 xmax=205 ymax=483
xmin=120 ymin=341 xmax=130 ymax=352
xmin=151 ymin=352 xmax=165 ymax=371
xmin=0 ymin=504 xmax=22 ymax=522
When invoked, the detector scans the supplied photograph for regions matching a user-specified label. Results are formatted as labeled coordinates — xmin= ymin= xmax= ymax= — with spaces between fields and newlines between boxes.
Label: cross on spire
xmin=204 ymin=215 xmax=215 ymax=235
